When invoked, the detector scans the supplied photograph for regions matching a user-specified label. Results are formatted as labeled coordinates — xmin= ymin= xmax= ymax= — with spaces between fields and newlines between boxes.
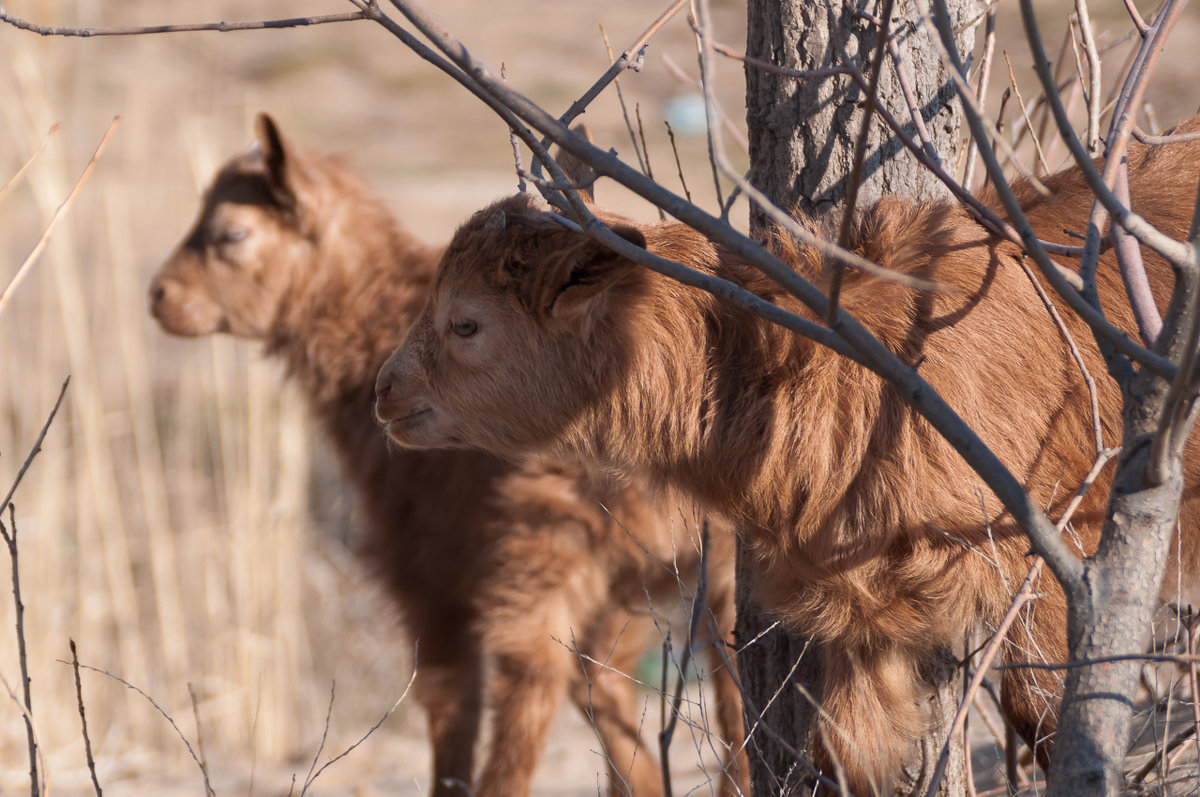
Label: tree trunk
xmin=739 ymin=0 xmax=977 ymax=793
xmin=1048 ymin=321 xmax=1192 ymax=795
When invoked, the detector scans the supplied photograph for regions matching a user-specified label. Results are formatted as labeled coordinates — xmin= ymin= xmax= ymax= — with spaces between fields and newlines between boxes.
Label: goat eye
xmin=450 ymin=318 xmax=478 ymax=338
xmin=211 ymin=228 xmax=248 ymax=246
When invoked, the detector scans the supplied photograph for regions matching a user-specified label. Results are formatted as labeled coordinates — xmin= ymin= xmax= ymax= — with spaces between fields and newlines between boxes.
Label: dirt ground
xmin=1 ymin=0 xmax=1199 ymax=795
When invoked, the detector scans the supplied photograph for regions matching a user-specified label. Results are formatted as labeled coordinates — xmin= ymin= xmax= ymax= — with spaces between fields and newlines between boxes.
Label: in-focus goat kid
xmin=149 ymin=113 xmax=747 ymax=797
xmin=375 ymin=118 xmax=1200 ymax=792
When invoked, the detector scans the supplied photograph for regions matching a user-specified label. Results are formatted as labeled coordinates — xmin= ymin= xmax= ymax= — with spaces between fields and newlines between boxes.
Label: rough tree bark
xmin=738 ymin=0 xmax=977 ymax=793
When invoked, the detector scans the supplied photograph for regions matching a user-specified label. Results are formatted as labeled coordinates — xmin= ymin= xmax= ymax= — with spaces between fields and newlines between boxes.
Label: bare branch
xmin=1 ymin=503 xmax=39 ymax=797
xmin=501 ymin=64 xmax=526 ymax=193
xmin=664 ymin=122 xmax=693 ymax=204
xmin=299 ymin=661 xmax=417 ymax=794
xmin=925 ymin=446 xmax=1119 ymax=796
xmin=69 ymin=641 xmax=104 ymax=797
xmin=1072 ymin=4 xmax=1104 ymax=156
xmin=600 ymin=24 xmax=650 ymax=179
xmin=69 ymin=662 xmax=213 ymax=795
xmin=962 ymin=7 xmax=997 ymax=191
xmin=1003 ymin=51 xmax=1052 ymax=176
xmin=1 ymin=377 xmax=70 ymax=518
xmin=688 ymin=13 xmax=727 ymax=210
xmin=1132 ymin=125 xmax=1200 ymax=145
xmin=187 ymin=684 xmax=214 ymax=797
xmin=884 ymin=16 xmax=942 ymax=169
xmin=828 ymin=0 xmax=895 ymax=323
xmin=917 ymin=0 xmax=1050 ymax=196
xmin=1120 ymin=0 xmax=1151 ymax=37
xmin=1019 ymin=0 xmax=1192 ymax=272
xmin=658 ymin=520 xmax=710 ymax=796
xmin=661 ymin=52 xmax=749 ymax=151
xmin=928 ymin=0 xmax=1177 ymax=381
xmin=1016 ymin=256 xmax=1107 ymax=454
xmin=0 ymin=8 xmax=368 ymax=36
xmin=1111 ymin=161 xmax=1162 ymax=346
xmin=710 ymin=34 xmax=1091 ymax=273
xmin=557 ymin=0 xmax=687 ymax=129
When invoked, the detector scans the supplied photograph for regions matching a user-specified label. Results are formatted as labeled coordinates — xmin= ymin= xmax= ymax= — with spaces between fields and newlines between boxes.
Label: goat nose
xmin=148 ymin=284 xmax=166 ymax=316
xmin=375 ymin=374 xmax=392 ymax=403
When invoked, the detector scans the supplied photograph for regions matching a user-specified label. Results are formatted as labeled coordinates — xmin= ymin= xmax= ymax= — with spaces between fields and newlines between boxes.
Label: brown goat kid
xmin=375 ymin=119 xmax=1200 ymax=791
xmin=149 ymin=114 xmax=747 ymax=797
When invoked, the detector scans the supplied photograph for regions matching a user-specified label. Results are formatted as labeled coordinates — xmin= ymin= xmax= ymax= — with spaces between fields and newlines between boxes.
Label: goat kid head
xmin=149 ymin=112 xmax=320 ymax=339
xmin=374 ymin=192 xmax=647 ymax=455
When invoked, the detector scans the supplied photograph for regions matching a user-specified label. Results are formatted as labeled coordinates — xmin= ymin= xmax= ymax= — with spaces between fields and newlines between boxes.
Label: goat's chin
xmin=153 ymin=311 xmax=223 ymax=338
xmin=380 ymin=408 xmax=452 ymax=450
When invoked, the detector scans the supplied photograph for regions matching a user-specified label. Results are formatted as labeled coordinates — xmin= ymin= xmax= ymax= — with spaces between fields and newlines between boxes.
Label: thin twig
xmin=924 ymin=446 xmax=1119 ymax=796
xmin=1132 ymin=126 xmax=1200 ymax=145
xmin=661 ymin=53 xmax=750 ymax=152
xmin=1022 ymin=0 xmax=1192 ymax=278
xmin=0 ymin=668 xmax=46 ymax=797
xmin=1111 ymin=160 xmax=1162 ymax=346
xmin=300 ymin=657 xmax=418 ymax=795
xmin=1189 ymin=618 xmax=1200 ymax=787
xmin=687 ymin=13 xmax=726 ymax=210
xmin=557 ymin=0 xmax=688 ymax=130
xmin=69 ymin=640 xmax=103 ymax=797
xmin=658 ymin=520 xmax=710 ymax=796
xmin=635 ymin=104 xmax=665 ymax=221
xmin=1016 ymin=256 xmax=1106 ymax=454
xmin=502 ymin=64 xmax=527 ymax=193
xmin=1074 ymin=1 xmax=1103 ymax=155
xmin=827 ymin=0 xmax=894 ymax=324
xmin=884 ymin=16 xmax=941 ymax=168
xmin=1121 ymin=0 xmax=1151 ymax=37
xmin=916 ymin=0 xmax=1051 ymax=196
xmin=1 ymin=377 xmax=70 ymax=519
xmin=1131 ymin=723 xmax=1198 ymax=781
xmin=0 ymin=118 xmax=119 ymax=319
xmin=0 ymin=8 xmax=368 ymax=36
xmin=963 ymin=6 xmax=997 ymax=191
xmin=304 ymin=682 xmax=336 ymax=791
xmin=1003 ymin=51 xmax=1052 ymax=176
xmin=664 ymin=122 xmax=693 ymax=204
xmin=187 ymin=684 xmax=213 ymax=797
xmin=1 ymin=503 xmax=39 ymax=797
xmin=707 ymin=35 xmax=1092 ymax=270
xmin=600 ymin=24 xmax=649 ymax=178
xmin=931 ymin=0 xmax=1178 ymax=381
xmin=70 ymin=662 xmax=214 ymax=796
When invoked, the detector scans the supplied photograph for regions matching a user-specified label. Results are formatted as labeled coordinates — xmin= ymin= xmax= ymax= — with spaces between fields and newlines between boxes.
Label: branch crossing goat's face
xmin=375 ymin=192 xmax=646 ymax=456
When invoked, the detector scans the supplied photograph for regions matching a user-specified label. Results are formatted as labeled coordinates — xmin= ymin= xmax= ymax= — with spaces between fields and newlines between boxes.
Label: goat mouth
xmin=384 ymin=407 xmax=433 ymax=436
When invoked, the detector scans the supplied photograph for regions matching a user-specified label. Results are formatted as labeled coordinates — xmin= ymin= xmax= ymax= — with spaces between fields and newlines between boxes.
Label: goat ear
xmin=255 ymin=113 xmax=300 ymax=214
xmin=539 ymin=222 xmax=646 ymax=315
xmin=551 ymin=124 xmax=597 ymax=204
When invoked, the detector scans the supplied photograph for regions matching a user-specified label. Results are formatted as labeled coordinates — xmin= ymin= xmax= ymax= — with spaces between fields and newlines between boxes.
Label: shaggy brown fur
xmin=375 ymin=116 xmax=1200 ymax=792
xmin=148 ymin=114 xmax=747 ymax=797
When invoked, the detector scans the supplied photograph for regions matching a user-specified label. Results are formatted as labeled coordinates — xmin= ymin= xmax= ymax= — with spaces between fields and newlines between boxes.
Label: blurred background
xmin=0 ymin=0 xmax=1197 ymax=794
xmin=0 ymin=1 xmax=748 ymax=794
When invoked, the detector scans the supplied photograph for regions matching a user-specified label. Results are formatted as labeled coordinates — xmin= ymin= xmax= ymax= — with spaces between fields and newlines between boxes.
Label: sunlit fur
xmin=150 ymin=114 xmax=747 ymax=797
xmin=376 ymin=117 xmax=1200 ymax=792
